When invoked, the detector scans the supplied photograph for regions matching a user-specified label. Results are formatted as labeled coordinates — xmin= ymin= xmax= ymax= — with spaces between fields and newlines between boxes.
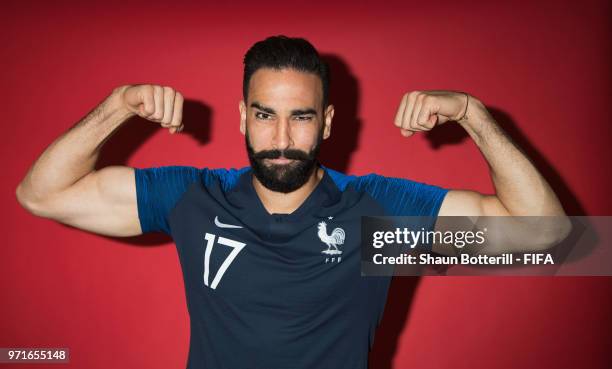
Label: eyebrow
xmin=250 ymin=102 xmax=317 ymax=116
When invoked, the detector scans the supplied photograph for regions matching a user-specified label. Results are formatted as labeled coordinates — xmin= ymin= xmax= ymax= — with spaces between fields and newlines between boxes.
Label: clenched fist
xmin=119 ymin=84 xmax=185 ymax=134
xmin=393 ymin=90 xmax=469 ymax=137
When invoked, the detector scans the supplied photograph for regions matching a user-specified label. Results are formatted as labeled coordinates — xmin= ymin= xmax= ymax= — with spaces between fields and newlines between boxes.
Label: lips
xmin=267 ymin=157 xmax=294 ymax=164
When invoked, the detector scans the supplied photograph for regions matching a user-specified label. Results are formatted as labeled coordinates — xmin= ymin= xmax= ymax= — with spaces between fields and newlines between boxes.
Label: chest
xmin=170 ymin=202 xmax=369 ymax=308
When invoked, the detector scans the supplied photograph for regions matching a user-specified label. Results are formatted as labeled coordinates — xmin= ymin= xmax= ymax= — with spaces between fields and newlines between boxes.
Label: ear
xmin=239 ymin=99 xmax=247 ymax=135
xmin=322 ymin=104 xmax=334 ymax=140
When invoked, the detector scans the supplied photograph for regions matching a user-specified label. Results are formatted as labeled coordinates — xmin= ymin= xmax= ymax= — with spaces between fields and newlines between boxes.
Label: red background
xmin=2 ymin=0 xmax=611 ymax=368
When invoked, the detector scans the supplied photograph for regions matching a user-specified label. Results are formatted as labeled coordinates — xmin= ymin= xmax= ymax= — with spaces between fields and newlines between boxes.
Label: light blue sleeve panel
xmin=133 ymin=166 xmax=247 ymax=235
xmin=354 ymin=173 xmax=449 ymax=216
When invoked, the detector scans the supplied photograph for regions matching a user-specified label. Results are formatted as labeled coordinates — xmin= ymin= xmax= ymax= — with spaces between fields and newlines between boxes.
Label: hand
xmin=119 ymin=84 xmax=185 ymax=134
xmin=393 ymin=90 xmax=469 ymax=137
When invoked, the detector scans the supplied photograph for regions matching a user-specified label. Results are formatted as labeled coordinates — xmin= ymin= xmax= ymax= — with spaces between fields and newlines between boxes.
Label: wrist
xmin=456 ymin=96 xmax=489 ymax=132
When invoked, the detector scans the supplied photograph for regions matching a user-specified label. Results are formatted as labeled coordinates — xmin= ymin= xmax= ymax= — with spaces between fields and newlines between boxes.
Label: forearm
xmin=460 ymin=97 xmax=565 ymax=216
xmin=17 ymin=86 xmax=134 ymax=204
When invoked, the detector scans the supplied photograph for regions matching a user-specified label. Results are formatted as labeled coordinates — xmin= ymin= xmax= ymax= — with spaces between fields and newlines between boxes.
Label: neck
xmin=252 ymin=164 xmax=324 ymax=215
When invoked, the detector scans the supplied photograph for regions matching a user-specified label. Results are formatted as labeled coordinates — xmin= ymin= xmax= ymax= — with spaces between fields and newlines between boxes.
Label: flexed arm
xmin=16 ymin=85 xmax=184 ymax=236
xmin=393 ymin=91 xmax=571 ymax=252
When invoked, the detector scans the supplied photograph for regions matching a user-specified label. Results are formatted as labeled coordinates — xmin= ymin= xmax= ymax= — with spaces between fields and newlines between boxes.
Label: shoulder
xmin=134 ymin=165 xmax=249 ymax=190
xmin=324 ymin=165 xmax=436 ymax=193
xmin=133 ymin=165 xmax=249 ymax=234
xmin=205 ymin=167 xmax=250 ymax=191
xmin=323 ymin=165 xmax=448 ymax=216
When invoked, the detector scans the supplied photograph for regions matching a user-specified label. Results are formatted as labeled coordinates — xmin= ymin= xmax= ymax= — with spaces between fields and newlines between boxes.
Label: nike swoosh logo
xmin=214 ymin=216 xmax=243 ymax=229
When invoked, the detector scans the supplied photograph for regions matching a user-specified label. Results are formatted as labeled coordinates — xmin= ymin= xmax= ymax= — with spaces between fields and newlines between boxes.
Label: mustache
xmin=251 ymin=148 xmax=312 ymax=161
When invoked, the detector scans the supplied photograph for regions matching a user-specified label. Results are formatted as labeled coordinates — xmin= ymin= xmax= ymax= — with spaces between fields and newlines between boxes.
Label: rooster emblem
xmin=318 ymin=221 xmax=345 ymax=255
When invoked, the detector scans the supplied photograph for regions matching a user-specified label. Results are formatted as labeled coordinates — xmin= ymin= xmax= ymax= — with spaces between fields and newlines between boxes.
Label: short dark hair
xmin=242 ymin=35 xmax=330 ymax=109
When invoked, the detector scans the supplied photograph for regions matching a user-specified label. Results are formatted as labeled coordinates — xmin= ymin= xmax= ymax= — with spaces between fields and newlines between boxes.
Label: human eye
xmin=294 ymin=115 xmax=313 ymax=121
xmin=255 ymin=111 xmax=273 ymax=120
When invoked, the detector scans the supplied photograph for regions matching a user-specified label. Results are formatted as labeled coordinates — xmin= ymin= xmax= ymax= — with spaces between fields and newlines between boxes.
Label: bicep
xmin=42 ymin=166 xmax=142 ymax=237
xmin=432 ymin=190 xmax=508 ymax=256
xmin=437 ymin=189 xmax=509 ymax=217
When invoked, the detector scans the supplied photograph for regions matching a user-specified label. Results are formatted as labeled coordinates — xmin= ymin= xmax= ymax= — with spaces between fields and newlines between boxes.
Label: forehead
xmin=248 ymin=68 xmax=323 ymax=110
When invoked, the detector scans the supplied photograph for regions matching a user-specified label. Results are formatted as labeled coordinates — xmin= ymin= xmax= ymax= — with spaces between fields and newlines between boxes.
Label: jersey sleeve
xmin=359 ymin=174 xmax=449 ymax=253
xmin=360 ymin=174 xmax=449 ymax=217
xmin=133 ymin=166 xmax=202 ymax=235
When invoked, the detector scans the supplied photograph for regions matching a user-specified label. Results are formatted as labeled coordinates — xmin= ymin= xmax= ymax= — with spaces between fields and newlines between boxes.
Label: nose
xmin=273 ymin=117 xmax=293 ymax=152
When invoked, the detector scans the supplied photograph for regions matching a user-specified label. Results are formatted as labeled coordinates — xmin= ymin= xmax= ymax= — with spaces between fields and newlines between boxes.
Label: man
xmin=16 ymin=35 xmax=569 ymax=368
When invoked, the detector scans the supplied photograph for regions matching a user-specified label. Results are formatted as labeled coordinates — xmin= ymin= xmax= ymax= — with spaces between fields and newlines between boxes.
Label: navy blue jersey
xmin=134 ymin=164 xmax=448 ymax=369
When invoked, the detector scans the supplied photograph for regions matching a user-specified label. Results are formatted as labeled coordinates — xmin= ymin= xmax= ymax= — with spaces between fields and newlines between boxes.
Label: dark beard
xmin=245 ymin=130 xmax=323 ymax=193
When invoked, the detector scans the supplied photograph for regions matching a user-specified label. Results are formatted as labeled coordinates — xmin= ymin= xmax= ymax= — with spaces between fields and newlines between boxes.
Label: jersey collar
xmin=224 ymin=164 xmax=345 ymax=237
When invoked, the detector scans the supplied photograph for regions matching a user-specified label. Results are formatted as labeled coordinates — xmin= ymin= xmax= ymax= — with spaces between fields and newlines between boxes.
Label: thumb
xmin=428 ymin=114 xmax=438 ymax=126
xmin=437 ymin=114 xmax=450 ymax=124
xmin=122 ymin=85 xmax=141 ymax=107
xmin=124 ymin=85 xmax=154 ymax=116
